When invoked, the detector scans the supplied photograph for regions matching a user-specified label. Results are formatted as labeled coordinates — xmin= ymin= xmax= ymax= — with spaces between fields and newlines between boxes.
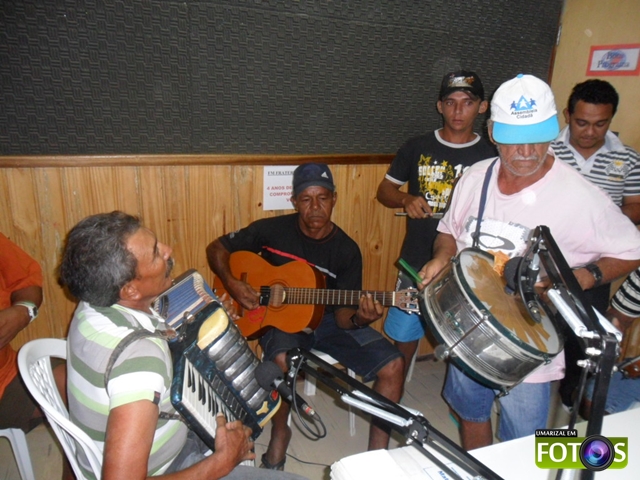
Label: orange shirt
xmin=0 ymin=233 xmax=43 ymax=398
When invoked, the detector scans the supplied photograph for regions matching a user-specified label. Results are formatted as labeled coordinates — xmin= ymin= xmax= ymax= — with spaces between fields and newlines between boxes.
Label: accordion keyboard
xmin=156 ymin=270 xmax=281 ymax=452
xmin=179 ymin=357 xmax=237 ymax=440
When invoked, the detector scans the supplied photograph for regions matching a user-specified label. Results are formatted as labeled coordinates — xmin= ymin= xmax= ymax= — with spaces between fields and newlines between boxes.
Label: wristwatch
xmin=585 ymin=263 xmax=603 ymax=288
xmin=350 ymin=313 xmax=365 ymax=329
xmin=14 ymin=301 xmax=39 ymax=323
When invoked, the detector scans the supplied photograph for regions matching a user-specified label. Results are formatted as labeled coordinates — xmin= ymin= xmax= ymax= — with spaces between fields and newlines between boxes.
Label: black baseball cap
xmin=292 ymin=163 xmax=335 ymax=196
xmin=439 ymin=70 xmax=485 ymax=100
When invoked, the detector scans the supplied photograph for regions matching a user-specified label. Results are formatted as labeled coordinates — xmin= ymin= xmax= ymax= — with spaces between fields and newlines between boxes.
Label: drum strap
xmin=472 ymin=158 xmax=499 ymax=248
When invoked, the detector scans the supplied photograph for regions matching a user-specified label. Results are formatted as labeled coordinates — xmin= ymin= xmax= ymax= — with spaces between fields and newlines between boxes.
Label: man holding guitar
xmin=207 ymin=163 xmax=404 ymax=471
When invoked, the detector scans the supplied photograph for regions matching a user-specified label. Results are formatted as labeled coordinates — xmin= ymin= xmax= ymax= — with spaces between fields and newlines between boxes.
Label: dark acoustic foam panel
xmin=1 ymin=0 xmax=562 ymax=155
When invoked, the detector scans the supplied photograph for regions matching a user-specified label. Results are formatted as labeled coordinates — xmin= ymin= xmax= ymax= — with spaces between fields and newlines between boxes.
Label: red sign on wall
xmin=586 ymin=44 xmax=640 ymax=76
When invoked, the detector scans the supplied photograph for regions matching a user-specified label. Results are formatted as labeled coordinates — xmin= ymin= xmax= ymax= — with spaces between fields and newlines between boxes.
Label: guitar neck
xmin=281 ymin=288 xmax=398 ymax=307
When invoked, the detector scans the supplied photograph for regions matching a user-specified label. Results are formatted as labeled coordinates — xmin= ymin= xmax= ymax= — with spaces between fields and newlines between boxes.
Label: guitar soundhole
xmin=270 ymin=284 xmax=286 ymax=307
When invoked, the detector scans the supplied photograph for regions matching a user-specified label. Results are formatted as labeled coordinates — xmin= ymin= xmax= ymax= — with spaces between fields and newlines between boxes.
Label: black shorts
xmin=0 ymin=373 xmax=39 ymax=431
xmin=260 ymin=311 xmax=402 ymax=383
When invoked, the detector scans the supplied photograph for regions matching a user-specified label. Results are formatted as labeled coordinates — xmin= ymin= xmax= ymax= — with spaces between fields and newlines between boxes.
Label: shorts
xmin=0 ymin=372 xmax=39 ymax=432
xmin=260 ymin=311 xmax=402 ymax=383
xmin=383 ymin=307 xmax=426 ymax=342
xmin=584 ymin=370 xmax=640 ymax=414
xmin=383 ymin=271 xmax=426 ymax=342
xmin=443 ymin=363 xmax=551 ymax=442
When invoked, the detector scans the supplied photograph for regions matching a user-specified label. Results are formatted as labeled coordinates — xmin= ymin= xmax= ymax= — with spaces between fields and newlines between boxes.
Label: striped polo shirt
xmin=67 ymin=301 xmax=187 ymax=478
xmin=551 ymin=127 xmax=640 ymax=207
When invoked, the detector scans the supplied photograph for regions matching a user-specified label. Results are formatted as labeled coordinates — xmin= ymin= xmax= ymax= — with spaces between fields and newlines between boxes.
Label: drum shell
xmin=420 ymin=249 xmax=562 ymax=390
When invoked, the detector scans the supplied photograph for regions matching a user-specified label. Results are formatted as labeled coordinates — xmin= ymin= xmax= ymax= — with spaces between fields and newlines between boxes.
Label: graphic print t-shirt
xmin=386 ymin=130 xmax=496 ymax=270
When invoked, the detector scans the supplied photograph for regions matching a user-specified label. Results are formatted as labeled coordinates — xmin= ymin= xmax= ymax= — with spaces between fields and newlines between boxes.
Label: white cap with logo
xmin=491 ymin=74 xmax=559 ymax=145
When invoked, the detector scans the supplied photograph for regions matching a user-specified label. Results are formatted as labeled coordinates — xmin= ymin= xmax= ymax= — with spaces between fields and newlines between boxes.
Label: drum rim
xmin=454 ymin=248 xmax=561 ymax=358
xmin=420 ymin=260 xmax=547 ymax=390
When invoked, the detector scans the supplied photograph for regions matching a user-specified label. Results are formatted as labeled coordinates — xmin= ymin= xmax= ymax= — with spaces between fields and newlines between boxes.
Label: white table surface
xmin=331 ymin=408 xmax=639 ymax=480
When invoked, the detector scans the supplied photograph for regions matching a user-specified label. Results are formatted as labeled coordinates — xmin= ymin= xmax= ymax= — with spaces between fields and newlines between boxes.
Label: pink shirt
xmin=438 ymin=153 xmax=640 ymax=382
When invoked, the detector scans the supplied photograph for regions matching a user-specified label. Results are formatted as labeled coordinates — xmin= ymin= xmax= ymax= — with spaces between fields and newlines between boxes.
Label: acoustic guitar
xmin=213 ymin=251 xmax=420 ymax=339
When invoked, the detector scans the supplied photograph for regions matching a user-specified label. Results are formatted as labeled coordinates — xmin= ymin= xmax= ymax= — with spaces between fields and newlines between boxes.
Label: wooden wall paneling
xmin=332 ymin=165 xmax=405 ymax=335
xmin=234 ymin=166 xmax=258 ymax=230
xmin=0 ymin=170 xmax=16 ymax=234
xmin=139 ymin=166 xmax=178 ymax=270
xmin=196 ymin=165 xmax=234 ymax=285
xmin=181 ymin=167 xmax=211 ymax=278
xmin=34 ymin=167 xmax=75 ymax=342
xmin=113 ymin=167 xmax=144 ymax=217
xmin=62 ymin=167 xmax=112 ymax=218
xmin=241 ymin=168 xmax=283 ymax=231
xmin=361 ymin=165 xmax=405 ymax=293
xmin=158 ymin=166 xmax=192 ymax=276
xmin=4 ymin=169 xmax=40 ymax=251
xmin=4 ymin=159 xmax=410 ymax=354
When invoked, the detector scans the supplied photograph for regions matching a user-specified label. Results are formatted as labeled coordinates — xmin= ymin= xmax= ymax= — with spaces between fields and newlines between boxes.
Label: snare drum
xmin=420 ymin=248 xmax=562 ymax=391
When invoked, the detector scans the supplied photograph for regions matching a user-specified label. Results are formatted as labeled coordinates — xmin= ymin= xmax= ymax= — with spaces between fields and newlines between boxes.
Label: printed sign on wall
xmin=263 ymin=166 xmax=296 ymax=210
xmin=587 ymin=44 xmax=640 ymax=76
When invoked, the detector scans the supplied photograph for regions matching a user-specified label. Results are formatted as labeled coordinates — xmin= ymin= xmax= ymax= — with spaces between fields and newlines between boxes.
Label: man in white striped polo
xmin=59 ymin=211 xmax=306 ymax=480
xmin=551 ymin=80 xmax=640 ymax=413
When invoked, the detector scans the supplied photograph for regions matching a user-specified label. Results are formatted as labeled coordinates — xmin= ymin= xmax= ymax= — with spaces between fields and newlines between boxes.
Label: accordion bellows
xmin=153 ymin=270 xmax=281 ymax=450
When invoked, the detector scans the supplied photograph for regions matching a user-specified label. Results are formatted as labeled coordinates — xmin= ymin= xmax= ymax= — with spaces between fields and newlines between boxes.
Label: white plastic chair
xmin=0 ymin=427 xmax=35 ymax=480
xmin=303 ymin=349 xmax=356 ymax=436
xmin=18 ymin=338 xmax=103 ymax=480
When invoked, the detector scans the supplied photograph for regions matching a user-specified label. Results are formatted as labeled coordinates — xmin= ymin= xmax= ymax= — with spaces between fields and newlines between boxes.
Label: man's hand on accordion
xmin=212 ymin=412 xmax=255 ymax=469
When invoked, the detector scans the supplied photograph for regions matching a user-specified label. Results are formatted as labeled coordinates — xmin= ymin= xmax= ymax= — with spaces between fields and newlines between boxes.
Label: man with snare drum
xmin=417 ymin=74 xmax=640 ymax=450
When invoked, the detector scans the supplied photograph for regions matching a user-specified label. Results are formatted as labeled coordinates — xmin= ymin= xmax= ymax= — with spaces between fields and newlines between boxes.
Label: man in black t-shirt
xmin=207 ymin=163 xmax=404 ymax=472
xmin=376 ymin=70 xmax=496 ymax=376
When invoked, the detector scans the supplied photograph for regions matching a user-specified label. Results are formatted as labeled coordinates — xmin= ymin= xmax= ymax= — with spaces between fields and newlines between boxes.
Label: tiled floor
xmin=0 ymin=356 xmax=574 ymax=480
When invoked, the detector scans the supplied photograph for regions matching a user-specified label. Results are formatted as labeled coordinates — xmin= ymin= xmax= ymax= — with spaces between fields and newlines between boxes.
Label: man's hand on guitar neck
xmin=337 ymin=293 xmax=384 ymax=330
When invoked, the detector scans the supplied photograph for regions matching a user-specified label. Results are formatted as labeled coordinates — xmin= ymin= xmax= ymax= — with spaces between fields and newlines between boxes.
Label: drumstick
xmin=398 ymin=258 xmax=423 ymax=285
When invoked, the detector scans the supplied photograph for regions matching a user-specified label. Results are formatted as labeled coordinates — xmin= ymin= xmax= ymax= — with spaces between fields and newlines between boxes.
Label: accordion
xmin=153 ymin=269 xmax=281 ymax=450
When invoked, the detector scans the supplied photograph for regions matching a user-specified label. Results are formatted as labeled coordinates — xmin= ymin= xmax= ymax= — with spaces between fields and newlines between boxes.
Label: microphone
xmin=255 ymin=361 xmax=317 ymax=418
xmin=503 ymin=254 xmax=540 ymax=292
xmin=503 ymin=253 xmax=543 ymax=323
xmin=503 ymin=256 xmax=523 ymax=294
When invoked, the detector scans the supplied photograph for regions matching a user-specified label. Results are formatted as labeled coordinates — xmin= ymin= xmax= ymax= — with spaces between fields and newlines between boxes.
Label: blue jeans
xmin=443 ymin=363 xmax=551 ymax=441
xmin=585 ymin=370 xmax=640 ymax=414
xmin=260 ymin=311 xmax=402 ymax=383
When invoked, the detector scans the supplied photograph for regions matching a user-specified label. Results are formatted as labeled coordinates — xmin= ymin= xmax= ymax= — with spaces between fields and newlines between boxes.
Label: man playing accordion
xmin=60 ymin=211 xmax=305 ymax=480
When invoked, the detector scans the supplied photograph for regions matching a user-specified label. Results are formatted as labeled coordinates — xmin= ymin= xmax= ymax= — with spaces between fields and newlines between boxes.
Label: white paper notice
xmin=263 ymin=165 xmax=297 ymax=211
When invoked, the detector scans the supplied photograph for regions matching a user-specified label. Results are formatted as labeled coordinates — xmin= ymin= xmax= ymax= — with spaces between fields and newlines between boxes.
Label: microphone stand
xmin=516 ymin=226 xmax=620 ymax=480
xmin=286 ymin=347 xmax=505 ymax=480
